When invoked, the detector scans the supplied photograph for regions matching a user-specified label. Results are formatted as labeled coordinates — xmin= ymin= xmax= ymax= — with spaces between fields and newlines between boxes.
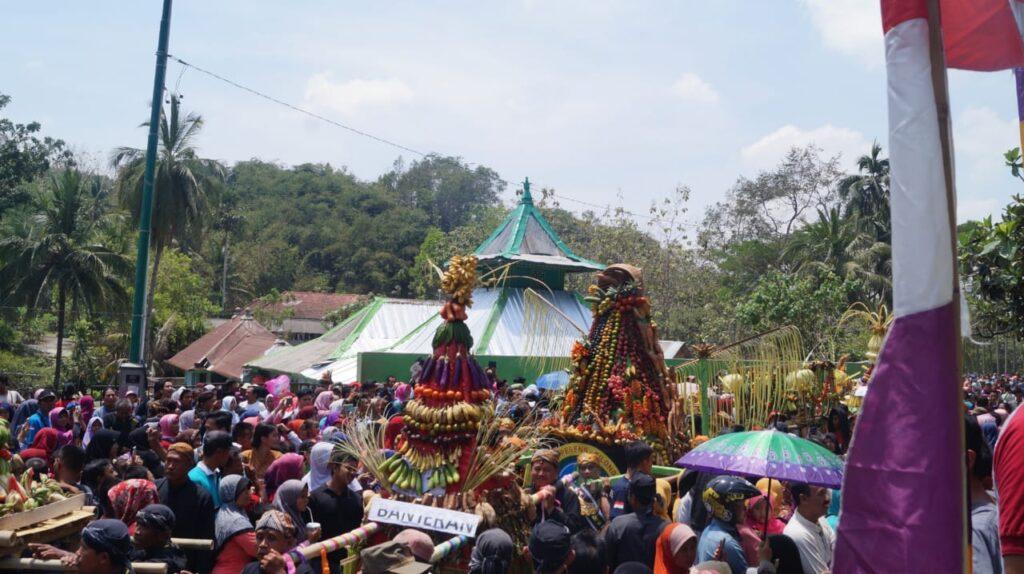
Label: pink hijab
xmin=314 ymin=391 xmax=335 ymax=416
xmin=745 ymin=494 xmax=786 ymax=536
xmin=265 ymin=453 xmax=305 ymax=500
xmin=159 ymin=414 xmax=179 ymax=442
xmin=394 ymin=383 xmax=412 ymax=403
xmin=78 ymin=395 xmax=95 ymax=425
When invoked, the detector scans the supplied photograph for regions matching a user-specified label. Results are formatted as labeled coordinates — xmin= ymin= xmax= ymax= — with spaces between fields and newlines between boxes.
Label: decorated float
xmin=332 ymin=254 xmax=550 ymax=570
xmin=553 ymin=263 xmax=678 ymax=463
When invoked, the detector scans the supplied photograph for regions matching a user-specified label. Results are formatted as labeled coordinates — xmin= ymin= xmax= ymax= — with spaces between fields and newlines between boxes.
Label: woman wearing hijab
xmin=745 ymin=494 xmax=786 ymax=538
xmin=48 ymin=406 xmax=69 ymax=430
xmin=48 ymin=407 xmax=73 ymax=448
xmin=394 ymin=383 xmax=412 ymax=403
xmin=86 ymin=428 xmax=122 ymax=462
xmin=318 ymin=410 xmax=341 ymax=432
xmin=755 ymin=478 xmax=789 ymax=522
xmin=213 ymin=474 xmax=259 ymax=574
xmin=78 ymin=395 xmax=95 ymax=425
xmin=220 ymin=396 xmax=241 ymax=426
xmin=159 ymin=414 xmax=179 ymax=448
xmin=265 ymin=453 xmax=305 ymax=502
xmin=83 ymin=416 xmax=104 ymax=447
xmin=272 ymin=479 xmax=316 ymax=544
xmin=652 ymin=523 xmax=697 ymax=574
xmin=302 ymin=442 xmax=333 ymax=492
xmin=313 ymin=391 xmax=334 ymax=417
xmin=108 ymin=478 xmax=160 ymax=533
xmin=178 ymin=410 xmax=197 ymax=432
xmin=19 ymin=427 xmax=60 ymax=466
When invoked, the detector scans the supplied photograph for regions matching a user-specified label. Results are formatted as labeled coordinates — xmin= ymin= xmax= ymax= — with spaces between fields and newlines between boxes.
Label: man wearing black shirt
xmin=308 ymin=452 xmax=363 ymax=574
xmin=529 ymin=449 xmax=584 ymax=534
xmin=604 ymin=473 xmax=667 ymax=570
xmin=129 ymin=504 xmax=188 ymax=574
xmin=155 ymin=443 xmax=215 ymax=572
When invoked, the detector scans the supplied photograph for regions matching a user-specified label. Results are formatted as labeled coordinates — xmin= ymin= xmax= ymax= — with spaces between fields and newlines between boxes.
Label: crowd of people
xmin=0 ymin=369 xmax=1020 ymax=574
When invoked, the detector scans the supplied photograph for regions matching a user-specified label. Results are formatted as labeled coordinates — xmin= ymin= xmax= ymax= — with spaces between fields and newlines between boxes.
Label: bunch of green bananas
xmin=382 ymin=453 xmax=424 ymax=494
xmin=426 ymin=464 xmax=460 ymax=490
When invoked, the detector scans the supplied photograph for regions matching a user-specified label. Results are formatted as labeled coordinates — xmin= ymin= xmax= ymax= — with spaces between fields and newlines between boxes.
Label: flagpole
xmin=924 ymin=1 xmax=969 ymax=572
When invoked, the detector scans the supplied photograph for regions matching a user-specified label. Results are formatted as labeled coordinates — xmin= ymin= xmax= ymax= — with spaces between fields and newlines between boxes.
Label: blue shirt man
xmin=187 ymin=430 xmax=232 ymax=507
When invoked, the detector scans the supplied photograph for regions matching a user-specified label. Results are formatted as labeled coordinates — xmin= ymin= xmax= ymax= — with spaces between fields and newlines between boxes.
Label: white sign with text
xmin=367 ymin=498 xmax=481 ymax=538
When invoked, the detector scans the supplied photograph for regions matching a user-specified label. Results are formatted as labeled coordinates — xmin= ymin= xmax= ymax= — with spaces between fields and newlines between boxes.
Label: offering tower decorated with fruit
xmin=558 ymin=264 xmax=674 ymax=449
xmin=380 ymin=255 xmax=496 ymax=495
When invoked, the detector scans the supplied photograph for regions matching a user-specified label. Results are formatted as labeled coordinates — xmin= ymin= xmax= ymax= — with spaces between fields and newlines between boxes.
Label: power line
xmin=166 ymin=55 xmax=703 ymax=228
xmin=168 ymin=54 xmax=429 ymax=158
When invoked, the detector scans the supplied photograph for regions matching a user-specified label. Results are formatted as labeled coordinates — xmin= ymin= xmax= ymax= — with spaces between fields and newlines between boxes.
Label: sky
xmin=2 ymin=0 xmax=1020 ymax=226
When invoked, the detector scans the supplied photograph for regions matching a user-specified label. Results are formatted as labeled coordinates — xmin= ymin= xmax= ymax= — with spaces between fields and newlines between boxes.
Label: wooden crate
xmin=0 ymin=494 xmax=91 ymax=555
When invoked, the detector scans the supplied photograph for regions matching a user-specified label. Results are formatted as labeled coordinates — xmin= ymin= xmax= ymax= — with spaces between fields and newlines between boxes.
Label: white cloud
xmin=303 ymin=73 xmax=413 ymax=115
xmin=799 ymin=0 xmax=883 ymax=68
xmin=670 ymin=73 xmax=719 ymax=103
xmin=741 ymin=124 xmax=870 ymax=171
xmin=956 ymin=107 xmax=1017 ymax=167
xmin=954 ymin=106 xmax=1019 ymax=221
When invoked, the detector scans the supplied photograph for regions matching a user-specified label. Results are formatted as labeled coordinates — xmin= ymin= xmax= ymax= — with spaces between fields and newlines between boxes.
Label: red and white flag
xmin=834 ymin=1 xmax=1023 ymax=573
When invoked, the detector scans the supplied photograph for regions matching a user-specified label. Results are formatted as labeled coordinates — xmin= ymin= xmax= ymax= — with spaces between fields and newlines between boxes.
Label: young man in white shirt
xmin=783 ymin=482 xmax=836 ymax=574
xmin=0 ymin=374 xmax=24 ymax=406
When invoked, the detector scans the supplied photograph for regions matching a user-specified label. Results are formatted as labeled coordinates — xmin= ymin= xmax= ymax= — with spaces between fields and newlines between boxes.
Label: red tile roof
xmin=166 ymin=315 xmax=279 ymax=380
xmin=254 ymin=291 xmax=365 ymax=321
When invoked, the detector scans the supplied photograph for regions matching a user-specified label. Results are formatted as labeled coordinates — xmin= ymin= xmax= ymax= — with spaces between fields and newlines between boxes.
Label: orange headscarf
xmin=653 ymin=522 xmax=697 ymax=574
xmin=756 ymin=477 xmax=785 ymax=518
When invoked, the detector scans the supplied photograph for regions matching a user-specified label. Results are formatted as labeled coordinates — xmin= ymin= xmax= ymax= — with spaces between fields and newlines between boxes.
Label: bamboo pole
xmin=430 ymin=535 xmax=470 ymax=563
xmin=0 ymin=557 xmax=166 ymax=573
xmin=297 ymin=523 xmax=380 ymax=560
xmin=170 ymin=537 xmax=213 ymax=550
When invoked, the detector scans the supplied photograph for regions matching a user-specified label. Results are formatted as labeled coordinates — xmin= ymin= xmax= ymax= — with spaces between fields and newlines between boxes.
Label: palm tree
xmin=783 ymin=206 xmax=856 ymax=278
xmin=838 ymin=142 xmax=891 ymax=242
xmin=0 ymin=170 xmax=131 ymax=386
xmin=783 ymin=207 xmax=892 ymax=304
xmin=111 ymin=94 xmax=224 ymax=361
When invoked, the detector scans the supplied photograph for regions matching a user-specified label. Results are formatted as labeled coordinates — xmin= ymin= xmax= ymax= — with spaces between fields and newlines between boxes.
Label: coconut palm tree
xmin=111 ymin=94 xmax=224 ymax=361
xmin=783 ymin=206 xmax=892 ymax=304
xmin=838 ymin=142 xmax=891 ymax=242
xmin=0 ymin=170 xmax=131 ymax=386
xmin=783 ymin=206 xmax=857 ymax=278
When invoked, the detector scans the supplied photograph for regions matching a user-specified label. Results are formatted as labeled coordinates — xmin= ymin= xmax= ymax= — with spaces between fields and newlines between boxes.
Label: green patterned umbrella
xmin=675 ymin=428 xmax=844 ymax=488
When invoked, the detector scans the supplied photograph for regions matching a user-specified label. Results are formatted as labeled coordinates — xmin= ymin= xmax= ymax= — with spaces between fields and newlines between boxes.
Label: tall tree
xmin=838 ymin=142 xmax=891 ymax=242
xmin=112 ymin=94 xmax=224 ymax=360
xmin=699 ymin=145 xmax=842 ymax=249
xmin=783 ymin=206 xmax=857 ymax=278
xmin=379 ymin=155 xmax=505 ymax=232
xmin=0 ymin=170 xmax=130 ymax=386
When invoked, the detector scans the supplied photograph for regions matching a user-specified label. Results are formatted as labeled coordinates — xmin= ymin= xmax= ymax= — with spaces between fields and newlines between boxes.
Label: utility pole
xmin=128 ymin=0 xmax=173 ymax=365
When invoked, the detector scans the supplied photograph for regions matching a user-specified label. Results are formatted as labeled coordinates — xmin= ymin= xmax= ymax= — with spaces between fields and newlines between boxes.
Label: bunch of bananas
xmin=441 ymin=255 xmax=477 ymax=305
xmin=406 ymin=400 xmax=490 ymax=426
xmin=395 ymin=441 xmax=461 ymax=470
xmin=382 ymin=454 xmax=424 ymax=493
xmin=427 ymin=464 xmax=460 ymax=490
